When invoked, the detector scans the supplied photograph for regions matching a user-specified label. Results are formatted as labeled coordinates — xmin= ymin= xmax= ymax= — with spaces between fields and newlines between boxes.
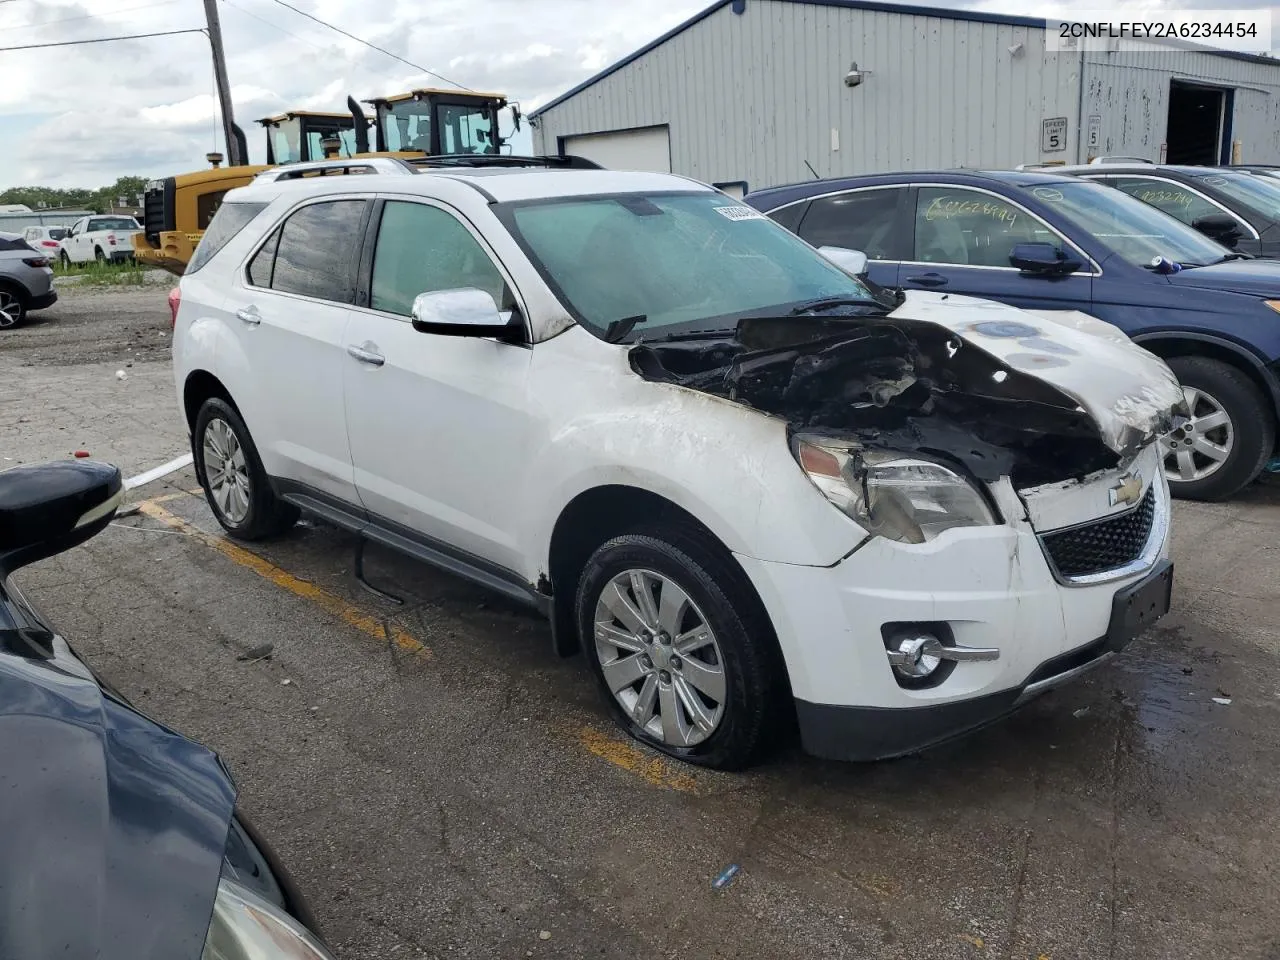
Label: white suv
xmin=171 ymin=163 xmax=1183 ymax=769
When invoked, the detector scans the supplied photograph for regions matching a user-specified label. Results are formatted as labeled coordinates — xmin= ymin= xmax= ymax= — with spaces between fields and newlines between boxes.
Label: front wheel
xmin=1162 ymin=356 xmax=1275 ymax=501
xmin=193 ymin=398 xmax=299 ymax=540
xmin=575 ymin=529 xmax=783 ymax=770
xmin=59 ymin=250 xmax=71 ymax=268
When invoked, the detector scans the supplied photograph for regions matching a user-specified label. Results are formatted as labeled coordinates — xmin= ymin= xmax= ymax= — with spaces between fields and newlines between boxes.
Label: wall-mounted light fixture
xmin=843 ymin=61 xmax=872 ymax=87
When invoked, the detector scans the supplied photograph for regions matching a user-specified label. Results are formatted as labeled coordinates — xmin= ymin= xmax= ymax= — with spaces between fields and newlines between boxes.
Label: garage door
xmin=561 ymin=126 xmax=671 ymax=172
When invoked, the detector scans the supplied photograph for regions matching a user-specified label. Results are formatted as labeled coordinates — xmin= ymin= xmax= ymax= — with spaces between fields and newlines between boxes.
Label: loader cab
xmin=365 ymin=89 xmax=515 ymax=156
xmin=257 ymin=111 xmax=364 ymax=164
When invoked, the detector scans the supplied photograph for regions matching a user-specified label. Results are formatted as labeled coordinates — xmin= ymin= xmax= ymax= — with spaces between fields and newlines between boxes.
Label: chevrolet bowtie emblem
xmin=1109 ymin=471 xmax=1144 ymax=507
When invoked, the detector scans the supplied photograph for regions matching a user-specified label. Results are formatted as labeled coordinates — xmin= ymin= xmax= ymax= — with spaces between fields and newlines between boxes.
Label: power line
xmin=0 ymin=28 xmax=205 ymax=52
xmin=220 ymin=0 xmax=327 ymax=53
xmin=258 ymin=0 xmax=470 ymax=90
xmin=4 ymin=0 xmax=180 ymax=34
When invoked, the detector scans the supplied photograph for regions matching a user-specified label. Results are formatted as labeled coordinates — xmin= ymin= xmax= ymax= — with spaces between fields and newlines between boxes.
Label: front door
xmin=342 ymin=197 xmax=534 ymax=573
xmin=899 ymin=186 xmax=1094 ymax=312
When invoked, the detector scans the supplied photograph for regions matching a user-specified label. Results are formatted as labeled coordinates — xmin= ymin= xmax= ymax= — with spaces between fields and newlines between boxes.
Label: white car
xmin=21 ymin=225 xmax=69 ymax=260
xmin=59 ymin=215 xmax=142 ymax=265
xmin=170 ymin=163 xmax=1183 ymax=769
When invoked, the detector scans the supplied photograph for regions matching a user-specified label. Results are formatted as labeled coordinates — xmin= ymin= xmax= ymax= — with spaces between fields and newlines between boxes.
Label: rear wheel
xmin=1162 ymin=356 xmax=1274 ymax=501
xmin=94 ymin=247 xmax=106 ymax=263
xmin=194 ymin=397 xmax=299 ymax=540
xmin=0 ymin=286 xmax=26 ymax=329
xmin=575 ymin=528 xmax=783 ymax=770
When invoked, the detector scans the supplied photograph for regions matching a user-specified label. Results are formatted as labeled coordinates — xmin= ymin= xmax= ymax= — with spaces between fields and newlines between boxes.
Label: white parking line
xmin=124 ymin=452 xmax=194 ymax=490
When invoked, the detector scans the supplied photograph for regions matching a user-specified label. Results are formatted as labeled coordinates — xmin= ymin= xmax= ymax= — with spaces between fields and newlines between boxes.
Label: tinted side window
xmin=269 ymin=200 xmax=367 ymax=303
xmin=188 ymin=201 xmax=267 ymax=274
xmin=798 ymin=189 xmax=905 ymax=260
xmin=248 ymin=227 xmax=281 ymax=288
xmin=766 ymin=201 xmax=809 ymax=233
xmin=913 ymin=187 xmax=1057 ymax=267
xmin=370 ymin=201 xmax=511 ymax=317
xmin=1107 ymin=178 xmax=1219 ymax=224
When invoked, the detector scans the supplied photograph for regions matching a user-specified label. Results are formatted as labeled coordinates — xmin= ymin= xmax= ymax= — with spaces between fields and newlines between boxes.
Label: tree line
xmin=0 ymin=177 xmax=150 ymax=213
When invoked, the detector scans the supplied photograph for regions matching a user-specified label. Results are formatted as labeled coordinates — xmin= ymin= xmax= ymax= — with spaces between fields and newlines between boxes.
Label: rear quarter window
xmin=187 ymin=202 xmax=269 ymax=274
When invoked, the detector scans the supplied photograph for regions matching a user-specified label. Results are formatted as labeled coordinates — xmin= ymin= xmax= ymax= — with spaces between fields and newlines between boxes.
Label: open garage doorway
xmin=1166 ymin=81 xmax=1231 ymax=165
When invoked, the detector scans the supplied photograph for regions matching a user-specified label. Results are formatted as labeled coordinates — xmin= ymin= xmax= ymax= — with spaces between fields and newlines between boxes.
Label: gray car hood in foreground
xmin=0 ymin=638 xmax=236 ymax=960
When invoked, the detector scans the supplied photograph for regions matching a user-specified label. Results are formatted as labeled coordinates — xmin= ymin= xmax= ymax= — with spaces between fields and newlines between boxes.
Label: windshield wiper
xmin=788 ymin=296 xmax=888 ymax=315
xmin=603 ymin=314 xmax=647 ymax=343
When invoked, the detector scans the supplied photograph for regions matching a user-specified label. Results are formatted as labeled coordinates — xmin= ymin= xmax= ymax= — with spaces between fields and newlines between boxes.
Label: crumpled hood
xmin=629 ymin=291 xmax=1186 ymax=486
xmin=0 ymin=644 xmax=236 ymax=960
xmin=892 ymin=291 xmax=1186 ymax=459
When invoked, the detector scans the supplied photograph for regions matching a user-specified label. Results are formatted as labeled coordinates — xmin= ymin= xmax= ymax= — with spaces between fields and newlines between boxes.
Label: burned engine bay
xmin=629 ymin=305 xmax=1187 ymax=489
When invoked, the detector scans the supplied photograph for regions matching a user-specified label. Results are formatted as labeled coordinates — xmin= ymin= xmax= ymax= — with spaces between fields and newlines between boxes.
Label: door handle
xmin=904 ymin=273 xmax=949 ymax=287
xmin=235 ymin=306 xmax=261 ymax=325
xmin=347 ymin=343 xmax=385 ymax=367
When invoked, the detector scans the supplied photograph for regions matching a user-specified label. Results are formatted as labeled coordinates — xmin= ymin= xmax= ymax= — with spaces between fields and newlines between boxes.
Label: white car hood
xmin=889 ymin=290 xmax=1185 ymax=459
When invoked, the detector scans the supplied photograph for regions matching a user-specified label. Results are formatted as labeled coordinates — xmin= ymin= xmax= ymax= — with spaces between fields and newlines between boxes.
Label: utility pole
xmin=202 ymin=0 xmax=242 ymax=166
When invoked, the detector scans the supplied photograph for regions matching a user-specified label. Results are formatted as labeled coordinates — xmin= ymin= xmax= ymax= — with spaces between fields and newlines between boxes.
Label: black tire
xmin=575 ymin=527 xmax=785 ymax=770
xmin=193 ymin=397 xmax=299 ymax=540
xmin=59 ymin=250 xmax=71 ymax=268
xmin=94 ymin=247 xmax=106 ymax=263
xmin=1165 ymin=356 xmax=1275 ymax=501
xmin=0 ymin=284 xmax=26 ymax=330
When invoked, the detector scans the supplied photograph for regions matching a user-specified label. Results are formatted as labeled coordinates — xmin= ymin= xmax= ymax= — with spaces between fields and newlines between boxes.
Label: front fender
xmin=520 ymin=331 xmax=867 ymax=574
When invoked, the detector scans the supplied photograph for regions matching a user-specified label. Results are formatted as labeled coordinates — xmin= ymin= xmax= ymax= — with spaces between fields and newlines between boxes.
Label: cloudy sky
xmin=0 ymin=0 xmax=1275 ymax=188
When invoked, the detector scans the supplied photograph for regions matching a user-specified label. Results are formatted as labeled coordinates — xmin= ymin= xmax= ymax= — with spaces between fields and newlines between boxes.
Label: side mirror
xmin=817 ymin=245 xmax=869 ymax=277
xmin=1190 ymin=214 xmax=1242 ymax=247
xmin=1009 ymin=241 xmax=1082 ymax=276
xmin=0 ymin=460 xmax=123 ymax=576
xmin=410 ymin=288 xmax=521 ymax=339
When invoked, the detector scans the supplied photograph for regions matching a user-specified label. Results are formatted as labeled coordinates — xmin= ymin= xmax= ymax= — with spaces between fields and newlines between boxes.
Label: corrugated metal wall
xmin=532 ymin=0 xmax=1083 ymax=189
xmin=1080 ymin=47 xmax=1280 ymax=163
xmin=531 ymin=0 xmax=1280 ymax=188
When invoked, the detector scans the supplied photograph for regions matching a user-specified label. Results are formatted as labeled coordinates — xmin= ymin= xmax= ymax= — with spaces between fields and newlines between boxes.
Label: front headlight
xmin=203 ymin=878 xmax=335 ymax=960
xmin=792 ymin=435 xmax=998 ymax=543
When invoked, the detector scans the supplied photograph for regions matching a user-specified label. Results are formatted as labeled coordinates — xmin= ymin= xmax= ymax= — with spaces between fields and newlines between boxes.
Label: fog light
xmin=886 ymin=635 xmax=944 ymax=679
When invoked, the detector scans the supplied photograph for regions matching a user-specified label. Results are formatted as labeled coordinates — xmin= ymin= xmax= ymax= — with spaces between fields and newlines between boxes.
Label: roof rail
xmin=1088 ymin=155 xmax=1154 ymax=165
xmin=254 ymin=157 xmax=416 ymax=181
xmin=406 ymin=153 xmax=603 ymax=170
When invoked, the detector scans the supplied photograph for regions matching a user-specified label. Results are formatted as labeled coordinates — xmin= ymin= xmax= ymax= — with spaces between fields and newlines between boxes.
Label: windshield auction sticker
xmin=1046 ymin=10 xmax=1271 ymax=52
xmin=713 ymin=205 xmax=767 ymax=221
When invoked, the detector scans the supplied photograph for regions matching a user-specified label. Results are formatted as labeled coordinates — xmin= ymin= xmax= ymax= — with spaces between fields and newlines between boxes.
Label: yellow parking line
xmin=135 ymin=500 xmax=429 ymax=659
xmin=578 ymin=725 xmax=701 ymax=793
xmin=135 ymin=498 xmax=705 ymax=792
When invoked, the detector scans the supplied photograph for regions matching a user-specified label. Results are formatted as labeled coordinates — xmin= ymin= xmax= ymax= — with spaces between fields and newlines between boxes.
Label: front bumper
xmin=736 ymin=465 xmax=1172 ymax=762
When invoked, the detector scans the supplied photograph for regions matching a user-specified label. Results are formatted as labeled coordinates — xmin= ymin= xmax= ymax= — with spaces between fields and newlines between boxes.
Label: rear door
xmin=342 ymin=196 xmax=534 ymax=573
xmin=899 ymin=185 xmax=1095 ymax=311
xmin=225 ymin=197 xmax=369 ymax=504
xmin=791 ymin=186 xmax=910 ymax=288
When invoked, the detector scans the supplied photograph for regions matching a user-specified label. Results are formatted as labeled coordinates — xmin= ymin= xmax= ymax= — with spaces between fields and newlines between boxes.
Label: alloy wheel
xmin=593 ymin=568 xmax=727 ymax=748
xmin=0 ymin=290 xmax=22 ymax=329
xmin=202 ymin=417 xmax=252 ymax=524
xmin=1162 ymin=385 xmax=1234 ymax=483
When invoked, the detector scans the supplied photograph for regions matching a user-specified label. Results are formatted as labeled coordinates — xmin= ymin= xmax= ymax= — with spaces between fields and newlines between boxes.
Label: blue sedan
xmin=748 ymin=171 xmax=1280 ymax=501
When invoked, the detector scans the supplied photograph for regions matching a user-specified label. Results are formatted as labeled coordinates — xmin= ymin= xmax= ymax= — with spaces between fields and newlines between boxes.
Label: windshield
xmin=504 ymin=192 xmax=885 ymax=340
xmin=91 ymin=217 xmax=138 ymax=231
xmin=1026 ymin=181 xmax=1229 ymax=267
xmin=1194 ymin=171 xmax=1280 ymax=217
xmin=384 ymin=100 xmax=431 ymax=153
xmin=436 ymin=103 xmax=497 ymax=154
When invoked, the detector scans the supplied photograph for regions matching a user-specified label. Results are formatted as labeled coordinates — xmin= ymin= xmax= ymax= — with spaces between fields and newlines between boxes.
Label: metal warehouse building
xmin=530 ymin=0 xmax=1280 ymax=193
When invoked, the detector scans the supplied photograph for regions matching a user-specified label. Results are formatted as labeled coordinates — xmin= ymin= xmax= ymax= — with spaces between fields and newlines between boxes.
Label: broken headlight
xmin=792 ymin=436 xmax=997 ymax=543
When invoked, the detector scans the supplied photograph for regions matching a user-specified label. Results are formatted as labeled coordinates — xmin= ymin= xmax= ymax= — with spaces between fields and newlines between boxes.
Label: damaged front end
xmin=630 ymin=293 xmax=1186 ymax=537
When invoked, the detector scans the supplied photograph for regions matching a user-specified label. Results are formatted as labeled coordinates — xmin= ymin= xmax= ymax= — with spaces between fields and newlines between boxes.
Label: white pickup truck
xmin=59 ymin=215 xmax=143 ymax=265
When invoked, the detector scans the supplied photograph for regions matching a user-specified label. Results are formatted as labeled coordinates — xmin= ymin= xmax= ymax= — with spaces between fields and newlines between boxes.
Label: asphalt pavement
xmin=4 ymin=283 xmax=1280 ymax=960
